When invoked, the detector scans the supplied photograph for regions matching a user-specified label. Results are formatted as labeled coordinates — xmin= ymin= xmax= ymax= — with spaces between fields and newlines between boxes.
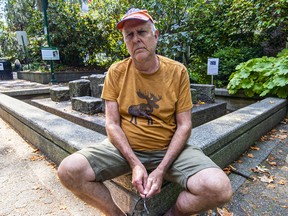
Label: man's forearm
xmin=158 ymin=127 xmax=191 ymax=172
xmin=157 ymin=111 xmax=192 ymax=173
xmin=105 ymin=100 xmax=143 ymax=169
xmin=106 ymin=123 xmax=149 ymax=196
xmin=143 ymin=122 xmax=192 ymax=198
xmin=106 ymin=124 xmax=142 ymax=168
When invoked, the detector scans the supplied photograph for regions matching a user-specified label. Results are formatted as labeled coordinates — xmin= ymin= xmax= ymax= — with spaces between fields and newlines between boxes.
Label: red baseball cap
xmin=116 ymin=8 xmax=154 ymax=31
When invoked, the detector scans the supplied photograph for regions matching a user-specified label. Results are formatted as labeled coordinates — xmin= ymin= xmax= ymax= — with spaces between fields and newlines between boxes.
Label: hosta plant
xmin=227 ymin=49 xmax=288 ymax=99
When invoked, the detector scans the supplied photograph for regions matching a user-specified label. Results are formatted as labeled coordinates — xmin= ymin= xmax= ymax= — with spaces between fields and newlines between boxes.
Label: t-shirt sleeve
xmin=101 ymin=66 xmax=119 ymax=101
xmin=176 ymin=68 xmax=193 ymax=113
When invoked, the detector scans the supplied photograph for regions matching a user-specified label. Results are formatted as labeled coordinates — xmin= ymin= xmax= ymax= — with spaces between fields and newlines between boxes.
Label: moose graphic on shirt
xmin=128 ymin=90 xmax=162 ymax=125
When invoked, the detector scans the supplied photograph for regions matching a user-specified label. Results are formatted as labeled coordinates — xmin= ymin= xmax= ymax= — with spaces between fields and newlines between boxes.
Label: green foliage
xmin=2 ymin=0 xmax=287 ymax=76
xmin=212 ymin=46 xmax=262 ymax=87
xmin=6 ymin=0 xmax=37 ymax=31
xmin=225 ymin=0 xmax=288 ymax=56
xmin=3 ymin=0 xmax=44 ymax=63
xmin=227 ymin=49 xmax=288 ymax=98
xmin=0 ymin=28 xmax=23 ymax=60
xmin=22 ymin=61 xmax=49 ymax=72
xmin=47 ymin=0 xmax=128 ymax=67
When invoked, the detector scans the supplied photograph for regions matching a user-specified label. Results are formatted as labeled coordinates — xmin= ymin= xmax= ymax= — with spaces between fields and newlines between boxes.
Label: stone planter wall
xmin=215 ymin=88 xmax=262 ymax=111
xmin=17 ymin=70 xmax=105 ymax=84
xmin=1 ymin=93 xmax=286 ymax=215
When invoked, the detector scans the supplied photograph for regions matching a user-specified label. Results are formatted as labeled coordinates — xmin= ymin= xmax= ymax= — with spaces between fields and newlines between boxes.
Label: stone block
xmin=80 ymin=76 xmax=89 ymax=80
xmin=97 ymin=83 xmax=104 ymax=98
xmin=106 ymin=178 xmax=182 ymax=215
xmin=191 ymin=84 xmax=215 ymax=103
xmin=69 ymin=79 xmax=91 ymax=98
xmin=192 ymin=101 xmax=227 ymax=127
xmin=190 ymin=88 xmax=197 ymax=104
xmin=88 ymin=74 xmax=106 ymax=98
xmin=71 ymin=96 xmax=103 ymax=115
xmin=49 ymin=86 xmax=70 ymax=102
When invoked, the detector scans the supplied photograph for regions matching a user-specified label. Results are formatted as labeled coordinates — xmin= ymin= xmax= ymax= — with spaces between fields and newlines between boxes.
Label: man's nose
xmin=132 ymin=33 xmax=140 ymax=43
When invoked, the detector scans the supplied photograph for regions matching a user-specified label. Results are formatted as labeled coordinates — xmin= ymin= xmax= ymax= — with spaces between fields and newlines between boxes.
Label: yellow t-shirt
xmin=101 ymin=55 xmax=193 ymax=151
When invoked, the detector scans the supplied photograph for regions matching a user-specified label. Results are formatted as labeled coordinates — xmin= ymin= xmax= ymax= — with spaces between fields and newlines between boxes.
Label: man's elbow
xmin=182 ymin=121 xmax=192 ymax=137
xmin=105 ymin=122 xmax=119 ymax=133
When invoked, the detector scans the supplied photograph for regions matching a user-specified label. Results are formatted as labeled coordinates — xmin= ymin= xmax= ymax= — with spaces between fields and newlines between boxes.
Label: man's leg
xmin=57 ymin=153 xmax=126 ymax=216
xmin=165 ymin=168 xmax=232 ymax=216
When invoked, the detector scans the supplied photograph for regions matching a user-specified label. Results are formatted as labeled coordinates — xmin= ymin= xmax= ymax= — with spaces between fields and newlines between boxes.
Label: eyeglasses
xmin=131 ymin=196 xmax=150 ymax=216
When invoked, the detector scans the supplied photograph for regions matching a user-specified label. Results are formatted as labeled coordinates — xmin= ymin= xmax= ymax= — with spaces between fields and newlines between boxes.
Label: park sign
xmin=207 ymin=58 xmax=219 ymax=75
xmin=41 ymin=47 xmax=60 ymax=61
xmin=207 ymin=58 xmax=219 ymax=85
xmin=16 ymin=31 xmax=28 ymax=46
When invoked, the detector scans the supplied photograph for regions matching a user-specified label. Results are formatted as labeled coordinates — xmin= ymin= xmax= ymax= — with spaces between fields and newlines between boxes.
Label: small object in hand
xmin=143 ymin=195 xmax=150 ymax=215
xmin=132 ymin=196 xmax=150 ymax=215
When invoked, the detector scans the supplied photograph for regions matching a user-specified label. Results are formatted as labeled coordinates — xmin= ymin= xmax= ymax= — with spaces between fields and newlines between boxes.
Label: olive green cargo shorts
xmin=77 ymin=138 xmax=220 ymax=189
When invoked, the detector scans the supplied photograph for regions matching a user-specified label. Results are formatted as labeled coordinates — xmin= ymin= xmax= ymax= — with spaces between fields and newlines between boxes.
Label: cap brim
xmin=117 ymin=17 xmax=150 ymax=30
xmin=116 ymin=12 xmax=153 ymax=31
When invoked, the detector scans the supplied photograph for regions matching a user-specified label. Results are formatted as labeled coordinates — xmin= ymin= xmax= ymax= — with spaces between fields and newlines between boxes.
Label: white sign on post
xmin=207 ymin=58 xmax=219 ymax=75
xmin=41 ymin=47 xmax=60 ymax=60
xmin=0 ymin=63 xmax=3 ymax=71
xmin=16 ymin=31 xmax=29 ymax=46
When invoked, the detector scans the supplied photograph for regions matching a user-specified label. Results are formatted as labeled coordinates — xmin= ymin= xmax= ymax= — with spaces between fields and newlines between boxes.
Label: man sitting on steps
xmin=57 ymin=8 xmax=233 ymax=216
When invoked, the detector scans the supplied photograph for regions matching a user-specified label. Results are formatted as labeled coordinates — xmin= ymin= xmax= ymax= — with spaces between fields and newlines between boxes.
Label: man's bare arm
xmin=105 ymin=100 xmax=148 ymax=194
xmin=144 ymin=109 xmax=192 ymax=197
xmin=158 ymin=109 xmax=192 ymax=171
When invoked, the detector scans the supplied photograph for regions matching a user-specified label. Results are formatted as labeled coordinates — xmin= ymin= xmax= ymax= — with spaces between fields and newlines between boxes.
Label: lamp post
xmin=41 ymin=0 xmax=57 ymax=84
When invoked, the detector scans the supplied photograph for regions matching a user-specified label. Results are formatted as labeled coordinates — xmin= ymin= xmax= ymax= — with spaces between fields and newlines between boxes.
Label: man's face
xmin=122 ymin=20 xmax=159 ymax=63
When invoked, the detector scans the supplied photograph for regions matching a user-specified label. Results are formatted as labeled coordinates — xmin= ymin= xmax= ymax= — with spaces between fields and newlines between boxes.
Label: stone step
xmin=88 ymin=74 xmax=106 ymax=98
xmin=50 ymin=86 xmax=70 ymax=102
xmin=191 ymin=84 xmax=215 ymax=103
xmin=71 ymin=96 xmax=103 ymax=115
xmin=69 ymin=79 xmax=91 ymax=98
xmin=31 ymin=98 xmax=227 ymax=133
xmin=0 ymin=93 xmax=286 ymax=215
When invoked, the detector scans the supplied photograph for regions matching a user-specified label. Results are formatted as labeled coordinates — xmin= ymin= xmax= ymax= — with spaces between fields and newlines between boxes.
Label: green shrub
xmin=187 ymin=55 xmax=210 ymax=84
xmin=227 ymin=48 xmax=288 ymax=99
xmin=212 ymin=46 xmax=262 ymax=88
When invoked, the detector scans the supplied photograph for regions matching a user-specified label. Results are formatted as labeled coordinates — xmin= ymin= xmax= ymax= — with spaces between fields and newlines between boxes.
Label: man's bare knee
xmin=187 ymin=168 xmax=233 ymax=204
xmin=200 ymin=169 xmax=233 ymax=205
xmin=58 ymin=153 xmax=95 ymax=189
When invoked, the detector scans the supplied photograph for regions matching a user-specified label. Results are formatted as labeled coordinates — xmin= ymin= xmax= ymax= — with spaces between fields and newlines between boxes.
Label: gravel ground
xmin=0 ymin=117 xmax=102 ymax=216
xmin=223 ymin=119 xmax=288 ymax=216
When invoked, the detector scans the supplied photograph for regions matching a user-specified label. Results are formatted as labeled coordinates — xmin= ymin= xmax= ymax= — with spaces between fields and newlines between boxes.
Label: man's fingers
xmin=146 ymin=182 xmax=161 ymax=198
xmin=132 ymin=179 xmax=145 ymax=194
xmin=143 ymin=176 xmax=147 ymax=189
xmin=144 ymin=178 xmax=162 ymax=198
xmin=144 ymin=178 xmax=153 ymax=194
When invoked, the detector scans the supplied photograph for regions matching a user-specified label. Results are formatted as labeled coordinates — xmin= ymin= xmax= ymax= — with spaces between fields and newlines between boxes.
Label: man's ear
xmin=155 ymin=29 xmax=159 ymax=39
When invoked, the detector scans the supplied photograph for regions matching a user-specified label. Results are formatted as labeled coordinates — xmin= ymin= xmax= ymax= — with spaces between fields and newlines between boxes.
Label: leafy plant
xmin=2 ymin=0 xmax=287 ymax=75
xmin=227 ymin=48 xmax=288 ymax=98
xmin=213 ymin=46 xmax=262 ymax=87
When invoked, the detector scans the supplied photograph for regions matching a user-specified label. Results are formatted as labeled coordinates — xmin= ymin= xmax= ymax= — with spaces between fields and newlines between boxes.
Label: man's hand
xmin=131 ymin=164 xmax=148 ymax=196
xmin=143 ymin=167 xmax=164 ymax=198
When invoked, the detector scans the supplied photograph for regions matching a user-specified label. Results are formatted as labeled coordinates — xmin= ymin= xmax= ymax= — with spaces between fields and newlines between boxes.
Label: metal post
xmin=42 ymin=0 xmax=57 ymax=84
